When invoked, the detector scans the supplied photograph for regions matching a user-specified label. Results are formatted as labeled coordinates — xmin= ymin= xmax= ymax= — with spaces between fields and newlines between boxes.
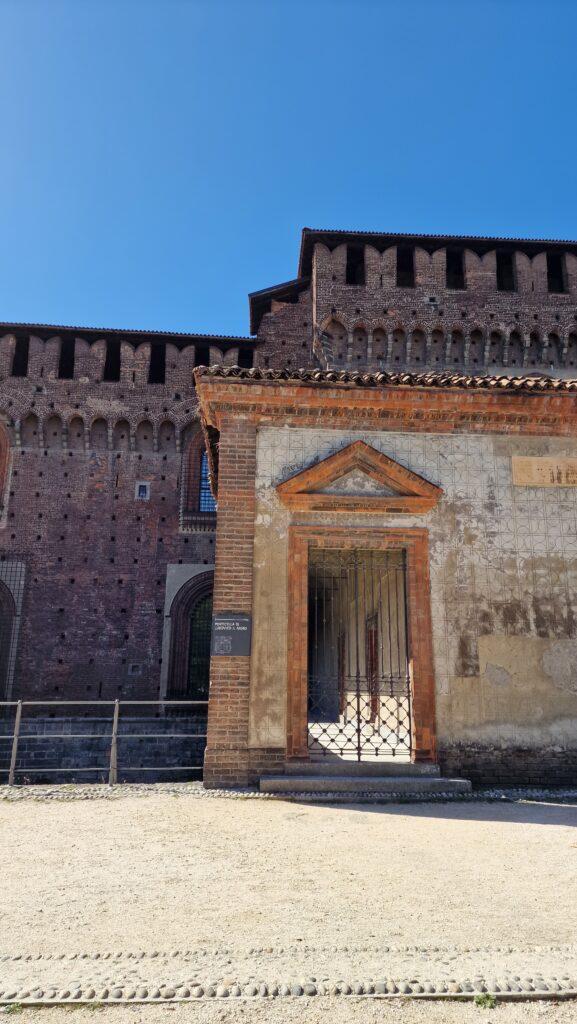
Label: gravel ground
xmin=7 ymin=997 xmax=577 ymax=1023
xmin=0 ymin=788 xmax=575 ymax=1004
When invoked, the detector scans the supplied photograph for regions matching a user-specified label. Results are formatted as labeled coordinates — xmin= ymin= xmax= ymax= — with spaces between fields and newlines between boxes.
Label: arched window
xmin=167 ymin=571 xmax=214 ymax=700
xmin=182 ymin=426 xmax=217 ymax=525
xmin=199 ymin=450 xmax=216 ymax=512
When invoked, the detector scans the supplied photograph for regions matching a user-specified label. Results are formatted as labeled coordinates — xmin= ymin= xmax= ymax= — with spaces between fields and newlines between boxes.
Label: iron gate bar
xmin=307 ymin=548 xmax=412 ymax=761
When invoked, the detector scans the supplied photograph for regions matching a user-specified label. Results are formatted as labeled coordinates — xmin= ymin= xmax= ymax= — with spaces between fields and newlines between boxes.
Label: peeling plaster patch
xmin=485 ymin=662 xmax=512 ymax=687
xmin=542 ymin=642 xmax=577 ymax=694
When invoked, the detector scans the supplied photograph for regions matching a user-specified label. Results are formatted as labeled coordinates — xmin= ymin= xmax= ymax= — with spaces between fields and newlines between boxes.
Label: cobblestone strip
xmin=1 ymin=783 xmax=577 ymax=803
xmin=1 ymin=947 xmax=576 ymax=1003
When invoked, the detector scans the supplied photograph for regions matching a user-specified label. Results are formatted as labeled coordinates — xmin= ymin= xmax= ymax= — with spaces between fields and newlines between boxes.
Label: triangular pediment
xmin=276 ymin=441 xmax=443 ymax=514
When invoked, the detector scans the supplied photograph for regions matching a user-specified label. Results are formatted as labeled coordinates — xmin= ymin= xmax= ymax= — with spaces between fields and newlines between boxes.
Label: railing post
xmin=108 ymin=699 xmax=120 ymax=786
xmin=8 ymin=700 xmax=23 ymax=786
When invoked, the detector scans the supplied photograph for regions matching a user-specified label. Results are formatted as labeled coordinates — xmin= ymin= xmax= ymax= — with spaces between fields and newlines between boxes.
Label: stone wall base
xmin=248 ymin=747 xmax=286 ymax=784
xmin=203 ymin=746 xmax=285 ymax=788
xmin=439 ymin=743 xmax=577 ymax=788
xmin=0 ymin=714 xmax=207 ymax=785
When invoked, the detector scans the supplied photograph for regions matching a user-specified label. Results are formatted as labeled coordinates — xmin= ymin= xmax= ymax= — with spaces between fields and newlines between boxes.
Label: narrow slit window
xmin=446 ymin=249 xmax=465 ymax=290
xmin=345 ymin=245 xmax=365 ymax=285
xmin=148 ymin=344 xmax=166 ymax=384
xmin=199 ymin=451 xmax=216 ymax=512
xmin=496 ymin=251 xmax=516 ymax=292
xmin=11 ymin=336 xmax=29 ymax=377
xmin=57 ymin=337 xmax=75 ymax=379
xmin=396 ymin=246 xmax=415 ymax=287
xmin=103 ymin=340 xmax=121 ymax=381
xmin=547 ymin=252 xmax=567 ymax=294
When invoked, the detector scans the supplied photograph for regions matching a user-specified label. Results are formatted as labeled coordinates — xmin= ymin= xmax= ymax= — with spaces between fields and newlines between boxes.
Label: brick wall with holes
xmin=0 ymin=370 xmax=219 ymax=702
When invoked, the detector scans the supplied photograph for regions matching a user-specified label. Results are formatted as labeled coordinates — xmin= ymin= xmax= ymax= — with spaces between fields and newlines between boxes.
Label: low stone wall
xmin=439 ymin=743 xmax=577 ymax=788
xmin=0 ymin=714 xmax=207 ymax=784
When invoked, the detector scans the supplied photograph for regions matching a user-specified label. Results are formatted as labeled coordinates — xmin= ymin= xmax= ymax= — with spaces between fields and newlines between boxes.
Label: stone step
xmin=259 ymin=774 xmax=472 ymax=796
xmin=284 ymin=760 xmax=440 ymax=777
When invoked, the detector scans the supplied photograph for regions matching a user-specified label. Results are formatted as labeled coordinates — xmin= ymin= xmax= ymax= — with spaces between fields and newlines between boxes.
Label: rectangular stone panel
xmin=512 ymin=456 xmax=577 ymax=487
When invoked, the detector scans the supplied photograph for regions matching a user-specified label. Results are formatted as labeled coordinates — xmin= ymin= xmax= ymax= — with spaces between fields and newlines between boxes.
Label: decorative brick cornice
xmin=195 ymin=368 xmax=577 ymax=495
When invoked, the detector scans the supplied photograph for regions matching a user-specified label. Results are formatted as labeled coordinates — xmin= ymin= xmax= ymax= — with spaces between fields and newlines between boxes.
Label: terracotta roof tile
xmin=194 ymin=364 xmax=577 ymax=394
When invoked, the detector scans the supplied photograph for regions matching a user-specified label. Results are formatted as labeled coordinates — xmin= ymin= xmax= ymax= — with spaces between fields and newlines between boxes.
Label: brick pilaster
xmin=203 ymin=417 xmax=257 ymax=787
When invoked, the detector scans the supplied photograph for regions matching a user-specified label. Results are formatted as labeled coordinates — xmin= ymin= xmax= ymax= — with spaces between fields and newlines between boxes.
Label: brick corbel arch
xmin=166 ymin=570 xmax=214 ymax=699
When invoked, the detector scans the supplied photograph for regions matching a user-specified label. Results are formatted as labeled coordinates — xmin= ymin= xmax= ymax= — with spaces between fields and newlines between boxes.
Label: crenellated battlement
xmin=0 ymin=325 xmax=258 ymax=391
xmin=249 ymin=229 xmax=577 ymax=375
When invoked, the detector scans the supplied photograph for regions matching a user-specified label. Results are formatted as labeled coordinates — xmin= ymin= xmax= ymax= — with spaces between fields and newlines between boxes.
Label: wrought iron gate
xmin=307 ymin=548 xmax=412 ymax=760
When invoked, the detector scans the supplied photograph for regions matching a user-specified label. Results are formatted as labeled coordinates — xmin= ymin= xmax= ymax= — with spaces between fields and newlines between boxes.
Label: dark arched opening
xmin=167 ymin=571 xmax=214 ymax=700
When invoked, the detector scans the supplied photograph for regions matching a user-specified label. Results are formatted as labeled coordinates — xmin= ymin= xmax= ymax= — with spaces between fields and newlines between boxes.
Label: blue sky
xmin=0 ymin=0 xmax=576 ymax=336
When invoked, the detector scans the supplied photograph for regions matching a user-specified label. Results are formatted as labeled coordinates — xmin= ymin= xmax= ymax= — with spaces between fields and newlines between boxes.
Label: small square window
xmin=135 ymin=481 xmax=150 ymax=501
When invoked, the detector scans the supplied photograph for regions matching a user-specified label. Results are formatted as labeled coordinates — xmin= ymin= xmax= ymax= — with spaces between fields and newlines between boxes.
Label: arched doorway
xmin=185 ymin=591 xmax=212 ymax=700
xmin=167 ymin=571 xmax=214 ymax=700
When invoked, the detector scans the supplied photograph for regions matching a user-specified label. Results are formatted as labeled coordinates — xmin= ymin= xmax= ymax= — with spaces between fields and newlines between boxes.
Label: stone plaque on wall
xmin=512 ymin=456 xmax=577 ymax=487
xmin=211 ymin=613 xmax=252 ymax=656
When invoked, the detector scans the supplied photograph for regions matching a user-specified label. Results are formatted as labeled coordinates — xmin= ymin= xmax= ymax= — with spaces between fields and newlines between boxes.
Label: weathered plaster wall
xmin=250 ymin=425 xmax=577 ymax=758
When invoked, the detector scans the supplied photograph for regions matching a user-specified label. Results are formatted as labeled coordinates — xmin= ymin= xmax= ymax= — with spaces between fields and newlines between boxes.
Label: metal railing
xmin=0 ymin=700 xmax=208 ymax=785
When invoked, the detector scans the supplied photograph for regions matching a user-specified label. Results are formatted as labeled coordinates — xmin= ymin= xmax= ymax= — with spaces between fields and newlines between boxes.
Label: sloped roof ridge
xmin=0 ymin=321 xmax=253 ymax=342
xmin=301 ymin=226 xmax=577 ymax=246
